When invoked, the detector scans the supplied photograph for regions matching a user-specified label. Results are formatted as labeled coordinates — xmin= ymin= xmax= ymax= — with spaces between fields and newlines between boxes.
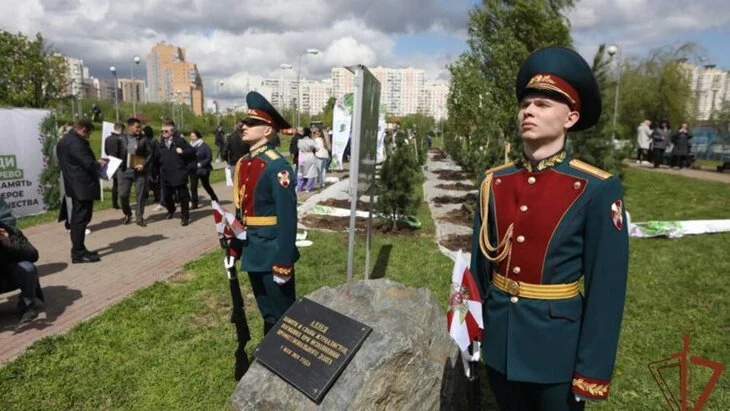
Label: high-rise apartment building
xmin=118 ymin=79 xmax=145 ymax=104
xmin=56 ymin=54 xmax=90 ymax=98
xmin=301 ymin=79 xmax=333 ymax=115
xmin=146 ymin=42 xmax=205 ymax=115
xmin=423 ymin=82 xmax=449 ymax=120
xmin=681 ymin=62 xmax=730 ymax=121
xmin=331 ymin=67 xmax=426 ymax=117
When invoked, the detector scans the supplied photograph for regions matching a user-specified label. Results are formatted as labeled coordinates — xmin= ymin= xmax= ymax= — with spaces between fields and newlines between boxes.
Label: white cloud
xmin=568 ymin=0 xmax=730 ymax=60
xmin=0 ymin=0 xmax=470 ymax=107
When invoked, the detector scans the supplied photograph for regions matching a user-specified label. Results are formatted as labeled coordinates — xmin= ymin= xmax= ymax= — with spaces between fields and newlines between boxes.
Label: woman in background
xmin=188 ymin=129 xmax=219 ymax=209
xmin=313 ymin=126 xmax=330 ymax=188
xmin=296 ymin=127 xmax=318 ymax=192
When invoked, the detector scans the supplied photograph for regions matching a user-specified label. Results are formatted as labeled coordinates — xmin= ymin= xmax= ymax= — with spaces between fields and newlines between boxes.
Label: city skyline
xmin=3 ymin=0 xmax=728 ymax=112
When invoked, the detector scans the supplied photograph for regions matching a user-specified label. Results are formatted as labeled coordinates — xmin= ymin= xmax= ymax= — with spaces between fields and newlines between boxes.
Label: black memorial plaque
xmin=253 ymin=297 xmax=372 ymax=403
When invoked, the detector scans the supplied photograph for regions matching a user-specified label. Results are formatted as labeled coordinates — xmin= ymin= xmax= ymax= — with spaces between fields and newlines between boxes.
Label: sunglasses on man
xmin=241 ymin=118 xmax=270 ymax=128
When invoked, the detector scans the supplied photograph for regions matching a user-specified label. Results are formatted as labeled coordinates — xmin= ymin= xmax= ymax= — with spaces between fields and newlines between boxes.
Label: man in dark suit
xmin=56 ymin=119 xmax=107 ymax=263
xmin=222 ymin=119 xmax=250 ymax=185
xmin=155 ymin=120 xmax=196 ymax=226
xmin=103 ymin=122 xmax=125 ymax=209
xmin=114 ymin=117 xmax=155 ymax=226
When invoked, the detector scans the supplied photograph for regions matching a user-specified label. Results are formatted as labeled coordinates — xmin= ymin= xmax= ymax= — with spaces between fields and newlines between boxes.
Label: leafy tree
xmin=446 ymin=0 xmax=574 ymax=173
xmin=617 ymin=43 xmax=697 ymax=138
xmin=39 ymin=114 xmax=61 ymax=209
xmin=570 ymin=44 xmax=627 ymax=175
xmin=312 ymin=97 xmax=336 ymax=128
xmin=0 ymin=31 xmax=66 ymax=108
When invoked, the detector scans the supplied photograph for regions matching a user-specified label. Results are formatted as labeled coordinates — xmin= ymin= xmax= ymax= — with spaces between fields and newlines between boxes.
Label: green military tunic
xmin=234 ymin=143 xmax=299 ymax=328
xmin=471 ymin=150 xmax=629 ymax=400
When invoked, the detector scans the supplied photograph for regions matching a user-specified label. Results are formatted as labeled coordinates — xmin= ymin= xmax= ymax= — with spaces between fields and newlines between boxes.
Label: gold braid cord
xmin=233 ymin=159 xmax=243 ymax=211
xmin=272 ymin=265 xmax=293 ymax=277
xmin=479 ymin=173 xmax=514 ymax=264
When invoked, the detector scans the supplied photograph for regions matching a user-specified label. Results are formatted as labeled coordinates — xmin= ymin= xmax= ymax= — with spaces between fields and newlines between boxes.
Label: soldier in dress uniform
xmin=234 ymin=91 xmax=299 ymax=335
xmin=470 ymin=46 xmax=629 ymax=410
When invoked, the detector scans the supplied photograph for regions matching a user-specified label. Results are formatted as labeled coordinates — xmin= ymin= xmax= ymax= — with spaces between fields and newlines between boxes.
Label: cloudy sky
xmin=2 ymin=0 xmax=730 ymax=108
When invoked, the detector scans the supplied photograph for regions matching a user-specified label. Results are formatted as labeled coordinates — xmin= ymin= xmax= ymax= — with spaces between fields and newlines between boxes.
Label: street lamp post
xmin=109 ymin=66 xmax=119 ymax=122
xmin=296 ymin=48 xmax=320 ymax=128
xmin=607 ymin=44 xmax=622 ymax=141
xmin=131 ymin=55 xmax=141 ymax=117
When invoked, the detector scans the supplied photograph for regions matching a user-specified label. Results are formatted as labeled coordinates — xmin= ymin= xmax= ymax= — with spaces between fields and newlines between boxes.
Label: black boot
xmin=263 ymin=321 xmax=276 ymax=335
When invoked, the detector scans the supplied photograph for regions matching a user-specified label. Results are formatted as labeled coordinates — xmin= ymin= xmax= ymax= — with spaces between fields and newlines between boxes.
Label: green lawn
xmin=2 ymin=167 xmax=729 ymax=410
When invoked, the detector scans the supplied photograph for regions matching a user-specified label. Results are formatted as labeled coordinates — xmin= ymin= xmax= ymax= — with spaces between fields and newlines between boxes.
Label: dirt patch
xmin=301 ymin=214 xmax=419 ymax=235
xmin=434 ymin=182 xmax=477 ymax=191
xmin=439 ymin=204 xmax=474 ymax=227
xmin=440 ymin=234 xmax=473 ymax=253
xmin=432 ymin=192 xmax=478 ymax=205
xmin=432 ymin=169 xmax=466 ymax=181
xmin=319 ymin=198 xmax=372 ymax=212
xmin=430 ymin=149 xmax=447 ymax=161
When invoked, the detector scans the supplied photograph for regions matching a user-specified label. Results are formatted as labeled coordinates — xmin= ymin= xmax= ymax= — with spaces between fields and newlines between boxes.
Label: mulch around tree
xmin=438 ymin=204 xmax=474 ymax=227
xmin=318 ymin=198 xmax=372 ymax=212
xmin=434 ymin=182 xmax=477 ymax=191
xmin=430 ymin=149 xmax=447 ymax=161
xmin=432 ymin=192 xmax=478 ymax=205
xmin=440 ymin=234 xmax=472 ymax=253
xmin=431 ymin=169 xmax=468 ymax=181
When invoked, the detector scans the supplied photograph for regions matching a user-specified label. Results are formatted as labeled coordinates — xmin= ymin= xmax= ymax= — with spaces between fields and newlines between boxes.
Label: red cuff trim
xmin=572 ymin=373 xmax=611 ymax=399
xmin=272 ymin=264 xmax=293 ymax=277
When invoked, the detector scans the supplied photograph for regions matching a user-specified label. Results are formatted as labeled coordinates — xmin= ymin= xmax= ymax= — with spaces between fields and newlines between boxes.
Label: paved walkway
xmin=0 ymin=181 xmax=236 ymax=365
xmin=625 ymin=161 xmax=730 ymax=184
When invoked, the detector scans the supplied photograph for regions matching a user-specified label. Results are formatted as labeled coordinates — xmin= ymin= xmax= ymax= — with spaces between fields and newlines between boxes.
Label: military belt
xmin=492 ymin=272 xmax=579 ymax=300
xmin=244 ymin=216 xmax=278 ymax=226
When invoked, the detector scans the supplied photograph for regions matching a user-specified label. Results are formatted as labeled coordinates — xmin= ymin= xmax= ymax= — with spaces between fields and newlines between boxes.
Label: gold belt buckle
xmin=506 ymin=279 xmax=520 ymax=296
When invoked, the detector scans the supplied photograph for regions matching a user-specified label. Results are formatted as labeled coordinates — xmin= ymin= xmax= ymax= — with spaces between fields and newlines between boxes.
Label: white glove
xmin=460 ymin=341 xmax=481 ymax=379
xmin=273 ymin=274 xmax=291 ymax=285
xmin=574 ymin=394 xmax=591 ymax=402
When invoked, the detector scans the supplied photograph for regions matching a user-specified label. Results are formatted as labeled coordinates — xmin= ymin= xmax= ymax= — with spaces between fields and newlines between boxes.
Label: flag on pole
xmin=211 ymin=201 xmax=246 ymax=241
xmin=447 ymin=250 xmax=483 ymax=377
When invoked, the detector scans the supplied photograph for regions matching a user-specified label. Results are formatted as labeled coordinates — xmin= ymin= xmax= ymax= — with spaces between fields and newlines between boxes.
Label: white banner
xmin=101 ymin=121 xmax=115 ymax=158
xmin=331 ymin=93 xmax=353 ymax=171
xmin=376 ymin=111 xmax=386 ymax=164
xmin=0 ymin=108 xmax=52 ymax=217
xmin=630 ymin=219 xmax=730 ymax=238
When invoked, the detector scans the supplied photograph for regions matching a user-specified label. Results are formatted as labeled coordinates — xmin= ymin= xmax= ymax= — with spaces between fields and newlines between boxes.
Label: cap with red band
xmin=525 ymin=73 xmax=581 ymax=112
xmin=515 ymin=46 xmax=601 ymax=132
xmin=247 ymin=109 xmax=274 ymax=125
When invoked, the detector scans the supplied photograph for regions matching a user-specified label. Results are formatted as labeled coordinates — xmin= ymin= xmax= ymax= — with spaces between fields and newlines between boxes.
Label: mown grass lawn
xmin=1 ymin=167 xmax=729 ymax=410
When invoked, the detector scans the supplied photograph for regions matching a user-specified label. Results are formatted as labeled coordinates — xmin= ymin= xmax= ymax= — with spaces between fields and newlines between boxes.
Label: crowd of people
xmin=636 ymin=119 xmax=694 ymax=169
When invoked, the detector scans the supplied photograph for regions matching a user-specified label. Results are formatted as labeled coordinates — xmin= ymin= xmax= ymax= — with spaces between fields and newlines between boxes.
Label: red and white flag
xmin=447 ymin=250 xmax=483 ymax=376
xmin=211 ymin=201 xmax=246 ymax=241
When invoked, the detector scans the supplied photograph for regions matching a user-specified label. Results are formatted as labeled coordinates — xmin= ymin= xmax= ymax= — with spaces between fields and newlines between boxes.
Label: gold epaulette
xmin=264 ymin=149 xmax=281 ymax=160
xmin=569 ymin=159 xmax=612 ymax=180
xmin=484 ymin=161 xmax=515 ymax=176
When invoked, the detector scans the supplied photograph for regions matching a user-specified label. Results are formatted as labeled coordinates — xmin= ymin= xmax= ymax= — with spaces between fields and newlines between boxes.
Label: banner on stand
xmin=0 ymin=108 xmax=54 ymax=217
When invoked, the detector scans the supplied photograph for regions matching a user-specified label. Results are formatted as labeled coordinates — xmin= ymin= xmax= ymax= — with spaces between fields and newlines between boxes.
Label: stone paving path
xmin=422 ymin=150 xmax=477 ymax=263
xmin=0 ymin=181 xmax=236 ymax=365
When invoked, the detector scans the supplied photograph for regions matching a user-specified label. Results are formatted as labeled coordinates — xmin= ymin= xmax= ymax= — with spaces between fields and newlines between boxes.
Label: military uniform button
xmin=528 ymin=176 xmax=536 ymax=184
xmin=495 ymin=178 xmax=502 ymax=185
xmin=519 ymin=205 xmax=528 ymax=212
xmin=512 ymin=266 xmax=521 ymax=274
xmin=573 ymin=181 xmax=582 ymax=189
xmin=510 ymin=296 xmax=519 ymax=304
xmin=516 ymin=235 xmax=525 ymax=243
